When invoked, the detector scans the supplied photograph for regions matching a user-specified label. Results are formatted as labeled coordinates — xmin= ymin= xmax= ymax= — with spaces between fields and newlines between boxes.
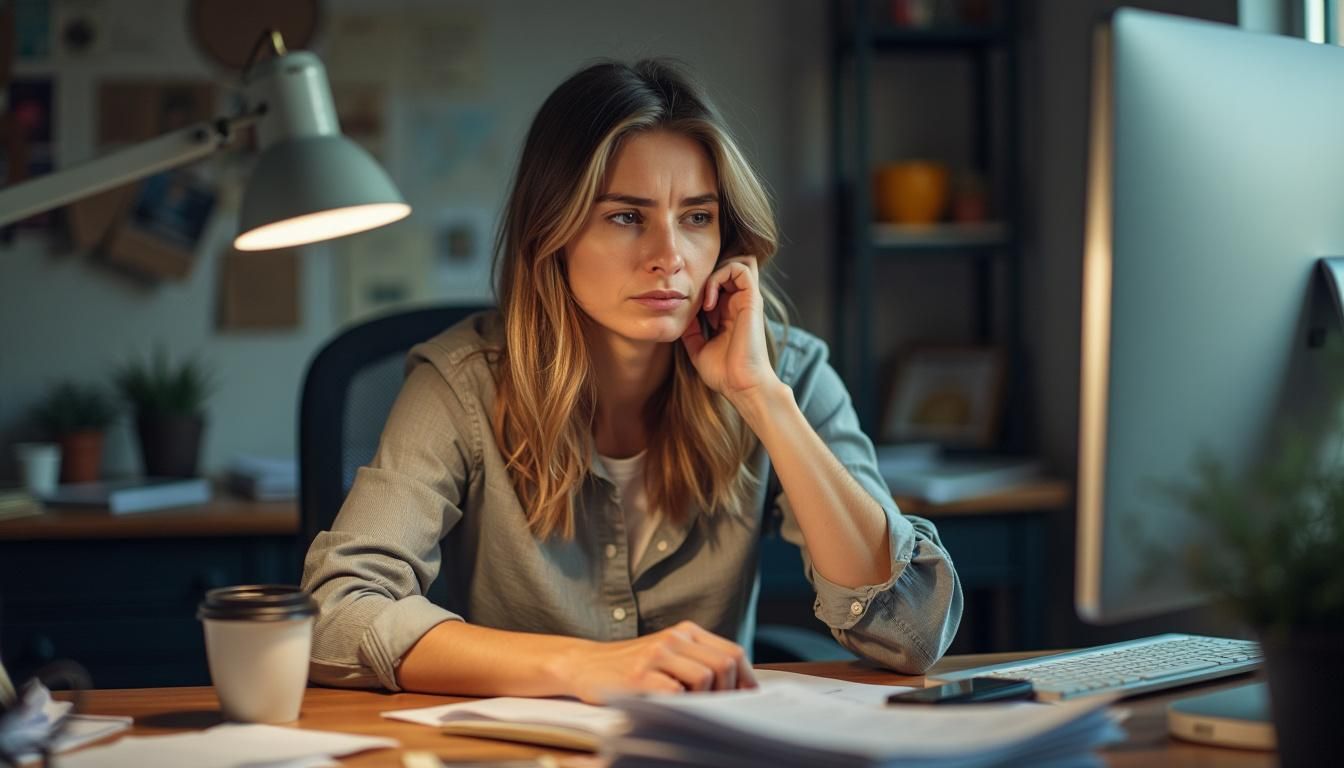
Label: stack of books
xmin=605 ymin=683 xmax=1123 ymax=767
xmin=0 ymin=489 xmax=43 ymax=521
xmin=227 ymin=456 xmax=298 ymax=501
xmin=876 ymin=444 xmax=1042 ymax=504
xmin=45 ymin=477 xmax=211 ymax=515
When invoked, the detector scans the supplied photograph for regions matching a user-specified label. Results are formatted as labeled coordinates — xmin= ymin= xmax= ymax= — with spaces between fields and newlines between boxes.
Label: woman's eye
xmin=609 ymin=211 xmax=640 ymax=226
xmin=687 ymin=211 xmax=714 ymax=226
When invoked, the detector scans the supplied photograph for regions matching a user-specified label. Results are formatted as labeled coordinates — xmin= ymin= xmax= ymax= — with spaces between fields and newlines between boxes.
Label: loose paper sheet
xmin=57 ymin=723 xmax=396 ymax=768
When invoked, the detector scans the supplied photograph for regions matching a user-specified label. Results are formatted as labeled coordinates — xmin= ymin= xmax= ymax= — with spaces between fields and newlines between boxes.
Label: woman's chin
xmin=616 ymin=317 xmax=690 ymax=345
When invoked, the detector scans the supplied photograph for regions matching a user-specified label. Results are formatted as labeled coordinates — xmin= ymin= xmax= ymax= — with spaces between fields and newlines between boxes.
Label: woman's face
xmin=563 ymin=130 xmax=722 ymax=345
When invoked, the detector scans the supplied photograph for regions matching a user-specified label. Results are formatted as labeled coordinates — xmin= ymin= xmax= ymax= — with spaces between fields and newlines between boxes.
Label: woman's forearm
xmin=731 ymin=381 xmax=892 ymax=588
xmin=397 ymin=620 xmax=589 ymax=696
xmin=395 ymin=619 xmax=757 ymax=702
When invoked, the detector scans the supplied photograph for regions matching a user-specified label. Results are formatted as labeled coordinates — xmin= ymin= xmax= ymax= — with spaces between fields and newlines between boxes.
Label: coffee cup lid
xmin=197 ymin=584 xmax=318 ymax=622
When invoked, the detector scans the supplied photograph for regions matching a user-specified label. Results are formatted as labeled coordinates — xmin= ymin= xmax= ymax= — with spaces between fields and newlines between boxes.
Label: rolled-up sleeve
xmin=772 ymin=331 xmax=963 ymax=673
xmin=301 ymin=362 xmax=476 ymax=690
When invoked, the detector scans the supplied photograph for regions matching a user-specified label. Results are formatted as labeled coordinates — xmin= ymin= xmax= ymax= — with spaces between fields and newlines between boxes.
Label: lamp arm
xmin=0 ymin=113 xmax=258 ymax=227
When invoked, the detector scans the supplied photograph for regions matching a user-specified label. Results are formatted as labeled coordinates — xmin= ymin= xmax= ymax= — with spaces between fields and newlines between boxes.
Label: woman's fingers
xmin=678 ymin=622 xmax=757 ymax=688
xmin=640 ymin=670 xmax=687 ymax=696
xmin=665 ymin=634 xmax=738 ymax=690
xmin=575 ymin=624 xmax=756 ymax=702
xmin=703 ymin=256 xmax=759 ymax=312
xmin=657 ymin=649 xmax=718 ymax=692
xmin=653 ymin=622 xmax=754 ymax=691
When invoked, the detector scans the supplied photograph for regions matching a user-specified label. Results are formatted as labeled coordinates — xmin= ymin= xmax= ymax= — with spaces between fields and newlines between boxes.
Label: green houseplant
xmin=114 ymin=348 xmax=215 ymax=478
xmin=31 ymin=381 xmax=119 ymax=483
xmin=1171 ymin=436 xmax=1344 ymax=765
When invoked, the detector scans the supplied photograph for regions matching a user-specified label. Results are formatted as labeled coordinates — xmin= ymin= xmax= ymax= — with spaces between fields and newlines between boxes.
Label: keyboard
xmin=931 ymin=633 xmax=1261 ymax=701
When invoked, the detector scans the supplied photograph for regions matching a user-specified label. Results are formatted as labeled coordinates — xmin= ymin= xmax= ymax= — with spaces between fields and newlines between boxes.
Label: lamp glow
xmin=235 ymin=202 xmax=410 ymax=251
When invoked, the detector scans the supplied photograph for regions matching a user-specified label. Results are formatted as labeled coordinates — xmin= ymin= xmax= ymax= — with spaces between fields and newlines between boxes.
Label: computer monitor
xmin=1076 ymin=9 xmax=1344 ymax=623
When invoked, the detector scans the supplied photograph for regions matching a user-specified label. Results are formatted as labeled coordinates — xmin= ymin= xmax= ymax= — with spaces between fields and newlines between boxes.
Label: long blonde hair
xmin=492 ymin=59 xmax=788 ymax=539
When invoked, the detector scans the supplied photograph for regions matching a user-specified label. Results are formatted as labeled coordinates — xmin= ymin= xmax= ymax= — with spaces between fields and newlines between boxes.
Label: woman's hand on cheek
xmin=680 ymin=256 xmax=780 ymax=402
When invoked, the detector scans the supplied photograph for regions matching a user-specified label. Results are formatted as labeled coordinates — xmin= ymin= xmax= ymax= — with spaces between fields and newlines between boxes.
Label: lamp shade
xmin=233 ymin=136 xmax=410 ymax=251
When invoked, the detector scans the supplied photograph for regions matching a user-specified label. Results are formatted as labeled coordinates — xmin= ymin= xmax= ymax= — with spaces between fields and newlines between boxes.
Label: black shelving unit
xmin=830 ymin=0 xmax=1023 ymax=448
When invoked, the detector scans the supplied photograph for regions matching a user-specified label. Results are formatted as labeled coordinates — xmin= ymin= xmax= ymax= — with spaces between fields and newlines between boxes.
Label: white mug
xmin=14 ymin=443 xmax=61 ymax=497
xmin=198 ymin=585 xmax=318 ymax=723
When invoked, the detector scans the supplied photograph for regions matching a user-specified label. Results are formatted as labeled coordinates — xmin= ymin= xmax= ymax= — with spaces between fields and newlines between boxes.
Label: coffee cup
xmin=197 ymin=585 xmax=318 ymax=723
xmin=15 ymin=442 xmax=61 ymax=497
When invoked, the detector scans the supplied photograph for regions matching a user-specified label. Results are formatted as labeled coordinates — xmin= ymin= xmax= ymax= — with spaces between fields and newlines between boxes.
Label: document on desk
xmin=752 ymin=669 xmax=916 ymax=704
xmin=56 ymin=723 xmax=397 ymax=768
xmin=381 ymin=670 xmax=917 ymax=752
xmin=384 ymin=695 xmax=624 ymax=751
xmin=606 ymin=683 xmax=1125 ymax=768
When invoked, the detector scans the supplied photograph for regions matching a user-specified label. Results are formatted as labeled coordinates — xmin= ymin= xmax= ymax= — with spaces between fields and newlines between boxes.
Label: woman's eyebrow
xmin=595 ymin=192 xmax=720 ymax=206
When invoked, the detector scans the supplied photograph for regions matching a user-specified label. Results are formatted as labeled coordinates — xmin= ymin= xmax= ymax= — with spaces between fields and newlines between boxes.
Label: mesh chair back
xmin=298 ymin=306 xmax=491 ymax=560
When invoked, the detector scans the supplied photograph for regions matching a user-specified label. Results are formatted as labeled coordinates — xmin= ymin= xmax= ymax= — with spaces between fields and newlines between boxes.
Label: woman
xmin=302 ymin=59 xmax=961 ymax=703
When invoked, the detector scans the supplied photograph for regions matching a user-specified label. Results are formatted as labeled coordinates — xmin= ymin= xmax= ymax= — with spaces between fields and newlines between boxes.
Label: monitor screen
xmin=1076 ymin=9 xmax=1344 ymax=623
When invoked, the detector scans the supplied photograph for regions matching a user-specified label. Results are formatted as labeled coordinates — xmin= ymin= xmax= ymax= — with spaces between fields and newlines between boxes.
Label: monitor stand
xmin=1167 ymin=681 xmax=1275 ymax=750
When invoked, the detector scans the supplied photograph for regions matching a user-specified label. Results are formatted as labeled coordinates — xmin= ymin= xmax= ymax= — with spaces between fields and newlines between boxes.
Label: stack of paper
xmin=227 ymin=456 xmax=298 ymax=500
xmin=381 ymin=670 xmax=916 ymax=752
xmin=604 ymin=683 xmax=1123 ymax=768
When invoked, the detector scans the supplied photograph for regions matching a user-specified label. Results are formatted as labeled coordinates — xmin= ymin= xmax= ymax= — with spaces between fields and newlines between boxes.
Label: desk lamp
xmin=0 ymin=31 xmax=410 ymax=249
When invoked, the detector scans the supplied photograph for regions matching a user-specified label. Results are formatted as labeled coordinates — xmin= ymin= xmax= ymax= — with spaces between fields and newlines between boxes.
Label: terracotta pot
xmin=1261 ymin=629 xmax=1344 ymax=766
xmin=58 ymin=430 xmax=105 ymax=483
xmin=136 ymin=412 xmax=205 ymax=478
xmin=874 ymin=161 xmax=950 ymax=224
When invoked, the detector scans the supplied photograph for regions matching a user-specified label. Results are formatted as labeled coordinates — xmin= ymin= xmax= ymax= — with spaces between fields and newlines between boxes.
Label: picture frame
xmin=880 ymin=345 xmax=1005 ymax=448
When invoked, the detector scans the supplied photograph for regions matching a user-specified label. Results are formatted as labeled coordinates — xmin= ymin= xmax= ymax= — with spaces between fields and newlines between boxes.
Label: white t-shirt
xmin=597 ymin=450 xmax=659 ymax=570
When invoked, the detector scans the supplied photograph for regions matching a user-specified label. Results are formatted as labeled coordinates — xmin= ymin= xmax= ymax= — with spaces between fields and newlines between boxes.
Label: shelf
xmin=893 ymin=478 xmax=1073 ymax=517
xmin=0 ymin=495 xmax=298 ymax=540
xmin=871 ymin=221 xmax=1011 ymax=252
xmin=838 ymin=25 xmax=1010 ymax=53
xmin=875 ymin=24 xmax=1009 ymax=49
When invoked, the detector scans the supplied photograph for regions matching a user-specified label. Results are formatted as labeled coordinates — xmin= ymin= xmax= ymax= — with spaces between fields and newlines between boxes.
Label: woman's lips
xmin=632 ymin=296 xmax=688 ymax=311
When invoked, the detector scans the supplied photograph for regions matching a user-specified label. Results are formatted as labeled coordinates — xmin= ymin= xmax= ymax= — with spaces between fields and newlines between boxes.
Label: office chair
xmin=297 ymin=304 xmax=852 ymax=662
xmin=298 ymin=304 xmax=490 ymax=596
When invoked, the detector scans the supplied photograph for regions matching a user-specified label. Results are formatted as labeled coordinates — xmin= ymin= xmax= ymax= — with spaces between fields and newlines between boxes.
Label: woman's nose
xmin=643 ymin=219 xmax=684 ymax=274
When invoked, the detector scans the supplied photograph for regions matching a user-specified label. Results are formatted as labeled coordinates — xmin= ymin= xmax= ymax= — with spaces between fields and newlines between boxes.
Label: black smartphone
xmin=886 ymin=677 xmax=1033 ymax=705
xmin=698 ymin=310 xmax=714 ymax=340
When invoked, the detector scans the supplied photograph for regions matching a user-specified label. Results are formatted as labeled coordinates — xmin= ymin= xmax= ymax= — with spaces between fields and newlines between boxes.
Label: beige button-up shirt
xmin=302 ymin=312 xmax=963 ymax=690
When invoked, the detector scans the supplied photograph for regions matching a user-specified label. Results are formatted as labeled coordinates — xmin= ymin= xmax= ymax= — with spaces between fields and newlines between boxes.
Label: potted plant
xmin=1172 ymin=435 xmax=1344 ymax=766
xmin=114 ymin=348 xmax=215 ymax=478
xmin=30 ymin=382 xmax=119 ymax=483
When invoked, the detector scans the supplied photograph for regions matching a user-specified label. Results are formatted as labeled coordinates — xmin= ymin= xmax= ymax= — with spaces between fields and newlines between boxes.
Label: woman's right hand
xmin=550 ymin=620 xmax=758 ymax=704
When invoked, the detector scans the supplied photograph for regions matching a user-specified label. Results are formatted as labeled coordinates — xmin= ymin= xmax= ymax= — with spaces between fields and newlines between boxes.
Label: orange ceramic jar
xmin=874 ymin=161 xmax=950 ymax=224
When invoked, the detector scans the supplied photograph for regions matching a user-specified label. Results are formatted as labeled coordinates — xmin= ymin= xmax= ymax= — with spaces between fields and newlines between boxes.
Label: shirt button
xmin=604 ymin=544 xmax=617 ymax=559
xmin=849 ymin=600 xmax=864 ymax=616
xmin=612 ymin=607 xmax=627 ymax=621
xmin=656 ymin=540 xmax=668 ymax=553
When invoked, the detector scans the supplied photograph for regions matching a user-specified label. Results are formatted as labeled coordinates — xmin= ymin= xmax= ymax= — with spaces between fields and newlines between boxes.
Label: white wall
xmin=0 ymin=0 xmax=831 ymax=482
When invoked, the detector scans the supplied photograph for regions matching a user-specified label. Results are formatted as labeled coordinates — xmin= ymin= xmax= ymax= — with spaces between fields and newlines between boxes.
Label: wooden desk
xmin=60 ymin=654 xmax=1273 ymax=767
